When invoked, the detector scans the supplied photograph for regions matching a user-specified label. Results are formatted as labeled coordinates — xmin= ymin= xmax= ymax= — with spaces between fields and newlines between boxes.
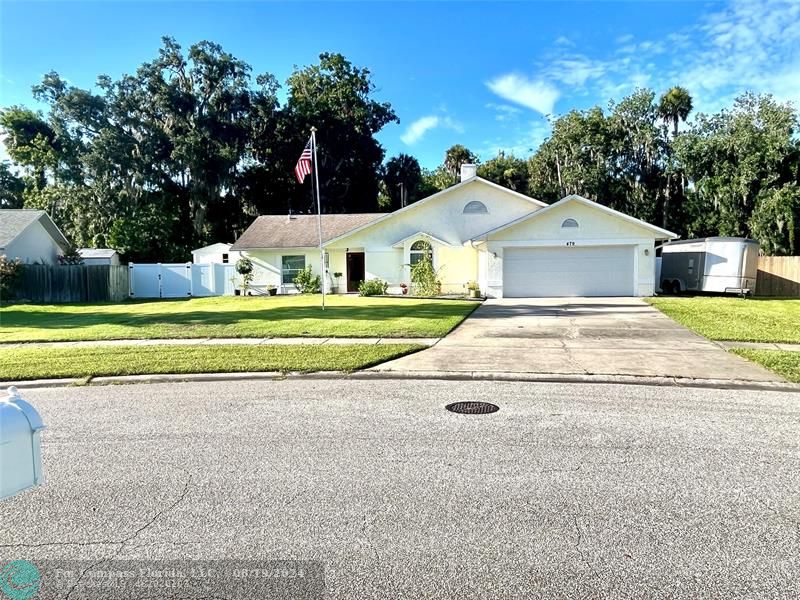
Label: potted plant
xmin=230 ymin=276 xmax=241 ymax=296
xmin=399 ymin=282 xmax=408 ymax=295
xmin=466 ymin=281 xmax=481 ymax=299
xmin=331 ymin=272 xmax=343 ymax=294
xmin=266 ymin=284 xmax=277 ymax=296
xmin=235 ymin=257 xmax=254 ymax=296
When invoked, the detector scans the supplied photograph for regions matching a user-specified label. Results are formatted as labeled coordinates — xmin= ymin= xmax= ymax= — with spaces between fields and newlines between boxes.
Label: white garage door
xmin=503 ymin=245 xmax=635 ymax=297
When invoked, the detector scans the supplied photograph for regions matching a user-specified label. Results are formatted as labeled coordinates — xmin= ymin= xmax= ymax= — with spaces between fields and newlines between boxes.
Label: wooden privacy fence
xmin=756 ymin=256 xmax=800 ymax=297
xmin=12 ymin=264 xmax=129 ymax=303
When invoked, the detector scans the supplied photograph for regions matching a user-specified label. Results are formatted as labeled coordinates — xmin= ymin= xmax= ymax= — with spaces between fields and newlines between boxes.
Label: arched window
xmin=410 ymin=240 xmax=433 ymax=266
xmin=561 ymin=218 xmax=579 ymax=228
xmin=463 ymin=201 xmax=488 ymax=214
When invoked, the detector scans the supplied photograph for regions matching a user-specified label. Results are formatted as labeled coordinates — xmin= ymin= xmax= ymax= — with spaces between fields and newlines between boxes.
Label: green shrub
xmin=0 ymin=255 xmax=22 ymax=301
xmin=358 ymin=278 xmax=388 ymax=296
xmin=410 ymin=256 xmax=441 ymax=296
xmin=235 ymin=257 xmax=255 ymax=294
xmin=293 ymin=265 xmax=321 ymax=294
xmin=58 ymin=247 xmax=84 ymax=265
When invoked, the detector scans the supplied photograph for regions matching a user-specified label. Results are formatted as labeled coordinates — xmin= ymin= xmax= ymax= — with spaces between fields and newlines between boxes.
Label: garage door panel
xmin=503 ymin=246 xmax=634 ymax=297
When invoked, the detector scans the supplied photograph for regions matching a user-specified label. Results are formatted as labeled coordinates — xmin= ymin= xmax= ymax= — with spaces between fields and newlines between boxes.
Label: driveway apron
xmin=372 ymin=297 xmax=782 ymax=381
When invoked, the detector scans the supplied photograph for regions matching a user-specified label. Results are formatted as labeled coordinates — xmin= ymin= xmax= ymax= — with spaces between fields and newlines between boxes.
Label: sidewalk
xmin=0 ymin=337 xmax=440 ymax=349
xmin=716 ymin=341 xmax=800 ymax=352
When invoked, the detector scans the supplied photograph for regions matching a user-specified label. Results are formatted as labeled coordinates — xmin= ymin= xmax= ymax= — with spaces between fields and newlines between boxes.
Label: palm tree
xmin=383 ymin=153 xmax=422 ymax=209
xmin=443 ymin=144 xmax=478 ymax=182
xmin=658 ymin=86 xmax=693 ymax=137
xmin=658 ymin=87 xmax=693 ymax=230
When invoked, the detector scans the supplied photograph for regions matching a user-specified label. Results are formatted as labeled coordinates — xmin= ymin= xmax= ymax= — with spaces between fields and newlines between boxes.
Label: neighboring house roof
xmin=469 ymin=194 xmax=679 ymax=242
xmin=231 ymin=214 xmax=383 ymax=250
xmin=390 ymin=231 xmax=456 ymax=248
xmin=0 ymin=209 xmax=70 ymax=251
xmin=192 ymin=242 xmax=232 ymax=254
xmin=322 ymin=176 xmax=548 ymax=248
xmin=78 ymin=248 xmax=118 ymax=259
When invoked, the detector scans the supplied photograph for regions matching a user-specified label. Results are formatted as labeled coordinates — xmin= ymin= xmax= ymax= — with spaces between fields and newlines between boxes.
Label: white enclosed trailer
xmin=659 ymin=237 xmax=759 ymax=295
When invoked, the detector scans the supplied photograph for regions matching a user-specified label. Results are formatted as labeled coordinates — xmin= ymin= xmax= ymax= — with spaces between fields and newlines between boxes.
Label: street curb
xmin=3 ymin=369 xmax=798 ymax=393
xmin=356 ymin=370 xmax=800 ymax=393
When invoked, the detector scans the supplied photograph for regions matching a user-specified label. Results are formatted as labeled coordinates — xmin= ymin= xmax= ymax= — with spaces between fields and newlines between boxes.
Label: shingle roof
xmin=231 ymin=214 xmax=384 ymax=250
xmin=0 ymin=209 xmax=70 ymax=250
xmin=78 ymin=248 xmax=118 ymax=258
xmin=192 ymin=242 xmax=232 ymax=254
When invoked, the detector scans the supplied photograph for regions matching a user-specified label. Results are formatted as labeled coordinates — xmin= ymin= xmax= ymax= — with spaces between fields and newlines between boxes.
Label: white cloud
xmin=400 ymin=116 xmax=439 ymax=144
xmin=400 ymin=114 xmax=463 ymax=145
xmin=479 ymin=0 xmax=800 ymax=159
xmin=486 ymin=103 xmax=523 ymax=122
xmin=522 ymin=0 xmax=800 ymax=118
xmin=675 ymin=0 xmax=800 ymax=111
xmin=477 ymin=119 xmax=552 ymax=159
xmin=485 ymin=74 xmax=560 ymax=116
xmin=547 ymin=56 xmax=608 ymax=87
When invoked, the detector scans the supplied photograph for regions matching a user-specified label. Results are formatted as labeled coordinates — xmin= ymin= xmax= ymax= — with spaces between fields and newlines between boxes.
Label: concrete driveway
xmin=374 ymin=297 xmax=781 ymax=382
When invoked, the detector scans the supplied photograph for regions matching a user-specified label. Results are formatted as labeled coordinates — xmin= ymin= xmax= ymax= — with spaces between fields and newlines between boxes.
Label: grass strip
xmin=0 ymin=295 xmax=478 ymax=342
xmin=0 ymin=343 xmax=423 ymax=381
xmin=730 ymin=349 xmax=800 ymax=383
xmin=646 ymin=297 xmax=800 ymax=343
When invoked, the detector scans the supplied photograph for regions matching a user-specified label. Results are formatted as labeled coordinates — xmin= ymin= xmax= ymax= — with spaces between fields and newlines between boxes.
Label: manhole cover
xmin=445 ymin=401 xmax=499 ymax=415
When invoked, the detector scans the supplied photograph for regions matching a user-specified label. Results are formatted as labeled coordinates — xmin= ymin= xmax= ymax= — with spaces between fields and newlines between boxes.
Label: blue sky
xmin=1 ymin=1 xmax=799 ymax=169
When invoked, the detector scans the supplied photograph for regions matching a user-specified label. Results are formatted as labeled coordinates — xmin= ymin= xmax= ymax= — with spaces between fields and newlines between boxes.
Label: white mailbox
xmin=1 ymin=386 xmax=46 ymax=500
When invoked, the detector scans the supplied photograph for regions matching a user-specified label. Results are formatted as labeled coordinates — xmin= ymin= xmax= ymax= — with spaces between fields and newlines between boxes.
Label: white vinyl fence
xmin=129 ymin=263 xmax=237 ymax=299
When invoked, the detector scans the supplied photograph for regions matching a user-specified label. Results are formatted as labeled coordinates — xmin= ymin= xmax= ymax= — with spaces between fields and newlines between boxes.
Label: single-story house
xmin=192 ymin=242 xmax=239 ymax=265
xmin=231 ymin=165 xmax=677 ymax=297
xmin=0 ymin=209 xmax=70 ymax=265
xmin=78 ymin=248 xmax=121 ymax=266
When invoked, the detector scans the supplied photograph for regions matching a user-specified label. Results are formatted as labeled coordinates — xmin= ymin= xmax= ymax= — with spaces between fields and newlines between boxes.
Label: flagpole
xmin=311 ymin=127 xmax=325 ymax=311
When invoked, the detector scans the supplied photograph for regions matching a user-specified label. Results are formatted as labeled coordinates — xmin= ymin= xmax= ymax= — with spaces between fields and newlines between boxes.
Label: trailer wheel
xmin=672 ymin=280 xmax=682 ymax=294
xmin=661 ymin=280 xmax=673 ymax=295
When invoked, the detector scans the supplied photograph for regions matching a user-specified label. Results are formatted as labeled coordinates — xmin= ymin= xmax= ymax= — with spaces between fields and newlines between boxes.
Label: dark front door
xmin=346 ymin=252 xmax=365 ymax=293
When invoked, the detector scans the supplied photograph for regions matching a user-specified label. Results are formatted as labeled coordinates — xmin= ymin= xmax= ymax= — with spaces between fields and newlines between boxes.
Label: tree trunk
xmin=555 ymin=153 xmax=564 ymax=197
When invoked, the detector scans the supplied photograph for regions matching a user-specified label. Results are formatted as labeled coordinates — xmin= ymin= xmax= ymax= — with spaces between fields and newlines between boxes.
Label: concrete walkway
xmin=716 ymin=341 xmax=800 ymax=352
xmin=0 ymin=337 xmax=440 ymax=349
xmin=372 ymin=297 xmax=784 ymax=382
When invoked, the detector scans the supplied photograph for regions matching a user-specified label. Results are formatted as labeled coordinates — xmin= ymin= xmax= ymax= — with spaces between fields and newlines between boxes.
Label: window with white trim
xmin=222 ymin=253 xmax=229 ymax=264
xmin=409 ymin=240 xmax=433 ymax=266
xmin=282 ymin=255 xmax=305 ymax=284
xmin=463 ymin=201 xmax=488 ymax=214
xmin=561 ymin=218 xmax=579 ymax=228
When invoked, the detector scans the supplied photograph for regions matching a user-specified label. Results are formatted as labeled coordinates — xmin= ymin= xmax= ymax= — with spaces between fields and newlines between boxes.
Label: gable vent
xmin=463 ymin=201 xmax=488 ymax=214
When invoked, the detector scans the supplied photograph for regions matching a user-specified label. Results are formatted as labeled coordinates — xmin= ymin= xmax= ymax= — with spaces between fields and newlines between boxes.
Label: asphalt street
xmin=1 ymin=379 xmax=799 ymax=599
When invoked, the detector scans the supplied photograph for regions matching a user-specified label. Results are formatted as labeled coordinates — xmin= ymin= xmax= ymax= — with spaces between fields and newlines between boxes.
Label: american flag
xmin=294 ymin=138 xmax=313 ymax=183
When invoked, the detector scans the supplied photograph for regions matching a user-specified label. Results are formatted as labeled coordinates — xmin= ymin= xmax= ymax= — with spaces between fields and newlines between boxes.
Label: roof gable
xmin=78 ymin=248 xmax=119 ymax=258
xmin=0 ymin=209 xmax=70 ymax=250
xmin=390 ymin=231 xmax=455 ymax=248
xmin=323 ymin=177 xmax=547 ymax=247
xmin=192 ymin=242 xmax=232 ymax=253
xmin=471 ymin=194 xmax=678 ymax=241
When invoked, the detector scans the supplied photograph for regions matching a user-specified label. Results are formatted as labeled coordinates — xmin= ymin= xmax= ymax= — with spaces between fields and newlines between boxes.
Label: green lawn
xmin=0 ymin=343 xmax=422 ymax=380
xmin=0 ymin=295 xmax=478 ymax=343
xmin=730 ymin=349 xmax=800 ymax=383
xmin=646 ymin=297 xmax=800 ymax=343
